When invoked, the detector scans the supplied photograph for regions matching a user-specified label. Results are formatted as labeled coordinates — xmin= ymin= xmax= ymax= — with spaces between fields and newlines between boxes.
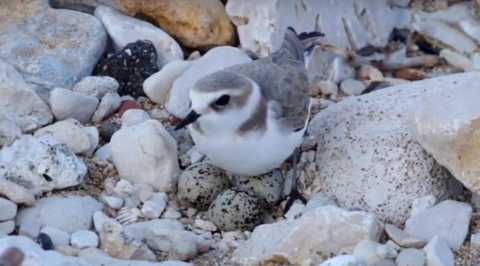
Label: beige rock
xmin=119 ymin=0 xmax=235 ymax=49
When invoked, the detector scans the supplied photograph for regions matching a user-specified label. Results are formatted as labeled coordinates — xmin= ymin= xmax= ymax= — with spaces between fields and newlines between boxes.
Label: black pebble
xmin=37 ymin=233 xmax=54 ymax=250
xmin=94 ymin=40 xmax=159 ymax=98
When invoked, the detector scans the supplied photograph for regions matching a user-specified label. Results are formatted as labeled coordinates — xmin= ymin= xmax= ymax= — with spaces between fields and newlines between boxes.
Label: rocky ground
xmin=1 ymin=0 xmax=480 ymax=265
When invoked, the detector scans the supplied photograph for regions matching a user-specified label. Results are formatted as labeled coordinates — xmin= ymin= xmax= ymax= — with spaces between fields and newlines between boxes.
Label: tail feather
xmin=280 ymin=27 xmax=324 ymax=61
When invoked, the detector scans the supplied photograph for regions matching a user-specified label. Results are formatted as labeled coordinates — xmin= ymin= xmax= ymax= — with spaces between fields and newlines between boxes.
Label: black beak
xmin=174 ymin=110 xmax=201 ymax=130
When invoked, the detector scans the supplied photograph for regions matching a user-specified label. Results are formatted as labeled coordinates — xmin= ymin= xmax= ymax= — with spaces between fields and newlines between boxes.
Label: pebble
xmin=162 ymin=207 xmax=183 ymax=220
xmin=0 ymin=198 xmax=17 ymax=221
xmin=353 ymin=240 xmax=398 ymax=266
xmin=0 ymin=120 xmax=22 ymax=147
xmin=177 ymin=163 xmax=231 ymax=210
xmin=405 ymin=200 xmax=472 ymax=250
xmin=40 ymin=227 xmax=70 ymax=247
xmin=340 ymin=79 xmax=367 ymax=96
xmin=99 ymin=120 xmax=121 ymax=142
xmin=101 ymin=195 xmax=124 ymax=210
xmin=141 ymin=193 xmax=168 ymax=219
xmin=423 ymin=236 xmax=454 ymax=266
xmin=194 ymin=219 xmax=217 ymax=232
xmin=34 ymin=119 xmax=93 ymax=154
xmin=410 ymin=195 xmax=436 ymax=217
xmin=93 ymin=211 xmax=121 ymax=233
xmin=70 ymin=230 xmax=99 ymax=249
xmin=121 ymin=109 xmax=150 ymax=127
xmin=316 ymin=80 xmax=339 ymax=96
xmin=92 ymin=92 xmax=122 ymax=123
xmin=358 ymin=65 xmax=384 ymax=82
xmin=94 ymin=143 xmax=113 ymax=162
xmin=396 ymin=248 xmax=426 ymax=266
xmin=394 ymin=68 xmax=428 ymax=81
xmin=94 ymin=40 xmax=159 ymax=98
xmin=385 ymin=224 xmax=427 ymax=248
xmin=0 ymin=221 xmax=15 ymax=235
xmin=207 ymin=189 xmax=263 ymax=231
xmin=49 ymin=88 xmax=99 ymax=124
xmin=72 ymin=76 xmax=119 ymax=99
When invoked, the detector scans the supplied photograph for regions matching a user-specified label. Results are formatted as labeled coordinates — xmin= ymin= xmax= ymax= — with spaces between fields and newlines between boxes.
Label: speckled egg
xmin=231 ymin=169 xmax=284 ymax=206
xmin=207 ymin=189 xmax=263 ymax=231
xmin=177 ymin=163 xmax=230 ymax=210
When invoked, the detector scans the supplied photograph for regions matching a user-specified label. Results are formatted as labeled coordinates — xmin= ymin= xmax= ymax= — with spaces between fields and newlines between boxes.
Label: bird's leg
xmin=283 ymin=148 xmax=307 ymax=214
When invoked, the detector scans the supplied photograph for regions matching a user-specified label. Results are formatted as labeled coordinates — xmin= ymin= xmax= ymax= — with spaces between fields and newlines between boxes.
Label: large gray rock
xmin=0 ymin=0 xmax=107 ymax=88
xmin=0 ymin=60 xmax=52 ymax=132
xmin=231 ymin=206 xmax=382 ymax=265
xmin=405 ymin=200 xmax=472 ymax=250
xmin=0 ymin=135 xmax=87 ymax=196
xmin=307 ymin=73 xmax=480 ymax=224
xmin=226 ymin=0 xmax=411 ymax=57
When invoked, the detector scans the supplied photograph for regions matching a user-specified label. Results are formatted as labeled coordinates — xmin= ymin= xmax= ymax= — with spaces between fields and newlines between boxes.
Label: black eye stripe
xmin=214 ymin=95 xmax=230 ymax=106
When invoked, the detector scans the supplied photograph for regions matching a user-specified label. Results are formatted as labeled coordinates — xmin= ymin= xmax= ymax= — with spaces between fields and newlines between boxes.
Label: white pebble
xmin=317 ymin=80 xmax=338 ymax=96
xmin=101 ymin=195 xmax=124 ymax=209
xmin=194 ymin=219 xmax=217 ymax=232
xmin=162 ymin=207 xmax=182 ymax=219
xmin=40 ymin=226 xmax=70 ymax=247
xmin=93 ymin=211 xmax=121 ymax=233
xmin=70 ymin=230 xmax=99 ymax=248
xmin=121 ymin=109 xmax=150 ymax=127
xmin=141 ymin=192 xmax=168 ymax=219
xmin=114 ymin=179 xmax=134 ymax=195
xmin=340 ymin=79 xmax=366 ymax=96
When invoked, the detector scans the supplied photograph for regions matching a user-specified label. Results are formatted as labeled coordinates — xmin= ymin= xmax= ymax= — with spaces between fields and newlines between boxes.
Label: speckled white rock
xmin=166 ymin=46 xmax=251 ymax=118
xmin=423 ymin=236 xmax=454 ymax=266
xmin=17 ymin=196 xmax=102 ymax=234
xmin=0 ymin=135 xmax=87 ymax=196
xmin=232 ymin=206 xmax=382 ymax=265
xmin=396 ymin=248 xmax=426 ymax=266
xmin=121 ymin=109 xmax=150 ymax=128
xmin=226 ymin=0 xmax=410 ymax=57
xmin=111 ymin=120 xmax=179 ymax=192
xmin=0 ymin=221 xmax=14 ymax=235
xmin=177 ymin=163 xmax=230 ymax=210
xmin=405 ymin=200 xmax=472 ymax=250
xmin=141 ymin=192 xmax=168 ymax=219
xmin=144 ymin=60 xmax=192 ymax=105
xmin=409 ymin=75 xmax=480 ymax=194
xmin=0 ymin=120 xmax=22 ymax=147
xmin=71 ymin=230 xmax=99 ymax=249
xmin=340 ymin=79 xmax=367 ymax=96
xmin=307 ymin=74 xmax=478 ymax=225
xmin=72 ymin=76 xmax=119 ymax=99
xmin=0 ymin=198 xmax=17 ymax=221
xmin=0 ymin=60 xmax=53 ymax=132
xmin=34 ymin=119 xmax=93 ymax=154
xmin=353 ymin=240 xmax=398 ymax=266
xmin=318 ymin=255 xmax=366 ymax=266
xmin=40 ymin=226 xmax=70 ymax=247
xmin=92 ymin=92 xmax=122 ymax=122
xmin=94 ymin=5 xmax=183 ymax=67
xmin=50 ymin=88 xmax=99 ymax=124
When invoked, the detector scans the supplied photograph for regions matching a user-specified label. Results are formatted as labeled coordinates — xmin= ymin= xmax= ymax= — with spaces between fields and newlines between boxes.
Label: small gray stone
xmin=405 ymin=200 xmax=472 ymax=250
xmin=208 ymin=189 xmax=263 ymax=231
xmin=92 ymin=92 xmax=122 ymax=123
xmin=0 ymin=198 xmax=17 ymax=221
xmin=385 ymin=224 xmax=427 ymax=248
xmin=0 ymin=221 xmax=15 ymax=235
xmin=232 ymin=169 xmax=284 ymax=206
xmin=423 ymin=236 xmax=454 ymax=266
xmin=50 ymin=88 xmax=99 ymax=124
xmin=70 ymin=230 xmax=99 ymax=248
xmin=396 ymin=248 xmax=426 ymax=266
xmin=340 ymin=79 xmax=367 ymax=96
xmin=353 ymin=240 xmax=398 ymax=266
xmin=40 ymin=226 xmax=70 ymax=247
xmin=177 ymin=163 xmax=230 ymax=210
xmin=72 ymin=76 xmax=119 ymax=99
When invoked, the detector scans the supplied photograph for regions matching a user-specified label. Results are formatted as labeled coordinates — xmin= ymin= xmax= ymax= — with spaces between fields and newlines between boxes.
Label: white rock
xmin=405 ymin=200 xmax=472 ymax=250
xmin=17 ymin=196 xmax=102 ymax=234
xmin=0 ymin=60 xmax=53 ymax=132
xmin=34 ymin=119 xmax=93 ymax=154
xmin=410 ymin=195 xmax=436 ymax=217
xmin=92 ymin=92 xmax=122 ymax=123
xmin=308 ymin=74 xmax=477 ymax=224
xmin=71 ymin=230 xmax=99 ymax=249
xmin=0 ymin=198 xmax=17 ymax=221
xmin=439 ymin=49 xmax=472 ymax=71
xmin=353 ymin=240 xmax=397 ymax=266
xmin=83 ymin=126 xmax=99 ymax=155
xmin=316 ymin=80 xmax=339 ymax=97
xmin=284 ymin=202 xmax=306 ymax=220
xmin=93 ymin=211 xmax=121 ymax=233
xmin=340 ymin=79 xmax=367 ymax=96
xmin=111 ymin=120 xmax=179 ymax=192
xmin=94 ymin=144 xmax=113 ymax=162
xmin=358 ymin=65 xmax=384 ymax=83
xmin=0 ymin=135 xmax=87 ymax=196
xmin=101 ymin=195 xmax=124 ymax=210
xmin=121 ymin=109 xmax=150 ymax=127
xmin=166 ymin=46 xmax=251 ymax=118
xmin=72 ymin=76 xmax=119 ymax=99
xmin=409 ymin=75 xmax=480 ymax=194
xmin=0 ymin=120 xmax=22 ymax=147
xmin=471 ymin=232 xmax=480 ymax=247
xmin=18 ymin=217 xmax=41 ymax=238
xmin=141 ymin=193 xmax=168 ymax=219
xmin=0 ymin=221 xmax=14 ymax=235
xmin=318 ymin=255 xmax=366 ymax=266
xmin=162 ymin=207 xmax=182 ymax=220
xmin=385 ymin=224 xmax=427 ymax=248
xmin=50 ymin=88 xmax=99 ymax=124
xmin=40 ymin=226 xmax=70 ymax=247
xmin=113 ymin=179 xmax=135 ymax=196
xmin=144 ymin=60 xmax=192 ymax=105
xmin=226 ymin=0 xmax=410 ymax=57
xmin=423 ymin=236 xmax=454 ymax=266
xmin=194 ymin=219 xmax=217 ymax=232
xmin=94 ymin=5 xmax=183 ymax=67
xmin=231 ymin=206 xmax=382 ymax=265
xmin=396 ymin=248 xmax=426 ymax=266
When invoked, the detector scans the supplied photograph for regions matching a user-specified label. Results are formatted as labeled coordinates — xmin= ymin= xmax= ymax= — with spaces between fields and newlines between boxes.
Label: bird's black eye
xmin=214 ymin=95 xmax=230 ymax=106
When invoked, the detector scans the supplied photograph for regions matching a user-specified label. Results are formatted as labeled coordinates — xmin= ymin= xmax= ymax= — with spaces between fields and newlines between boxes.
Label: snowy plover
xmin=176 ymin=28 xmax=312 ymax=178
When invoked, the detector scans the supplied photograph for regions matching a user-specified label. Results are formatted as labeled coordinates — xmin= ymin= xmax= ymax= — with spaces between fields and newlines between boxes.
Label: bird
xmin=175 ymin=27 xmax=316 ymax=205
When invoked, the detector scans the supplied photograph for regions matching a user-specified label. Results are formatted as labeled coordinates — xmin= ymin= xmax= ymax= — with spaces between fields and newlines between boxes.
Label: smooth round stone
xmin=340 ymin=79 xmax=367 ymax=96
xmin=70 ymin=230 xmax=99 ymax=249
